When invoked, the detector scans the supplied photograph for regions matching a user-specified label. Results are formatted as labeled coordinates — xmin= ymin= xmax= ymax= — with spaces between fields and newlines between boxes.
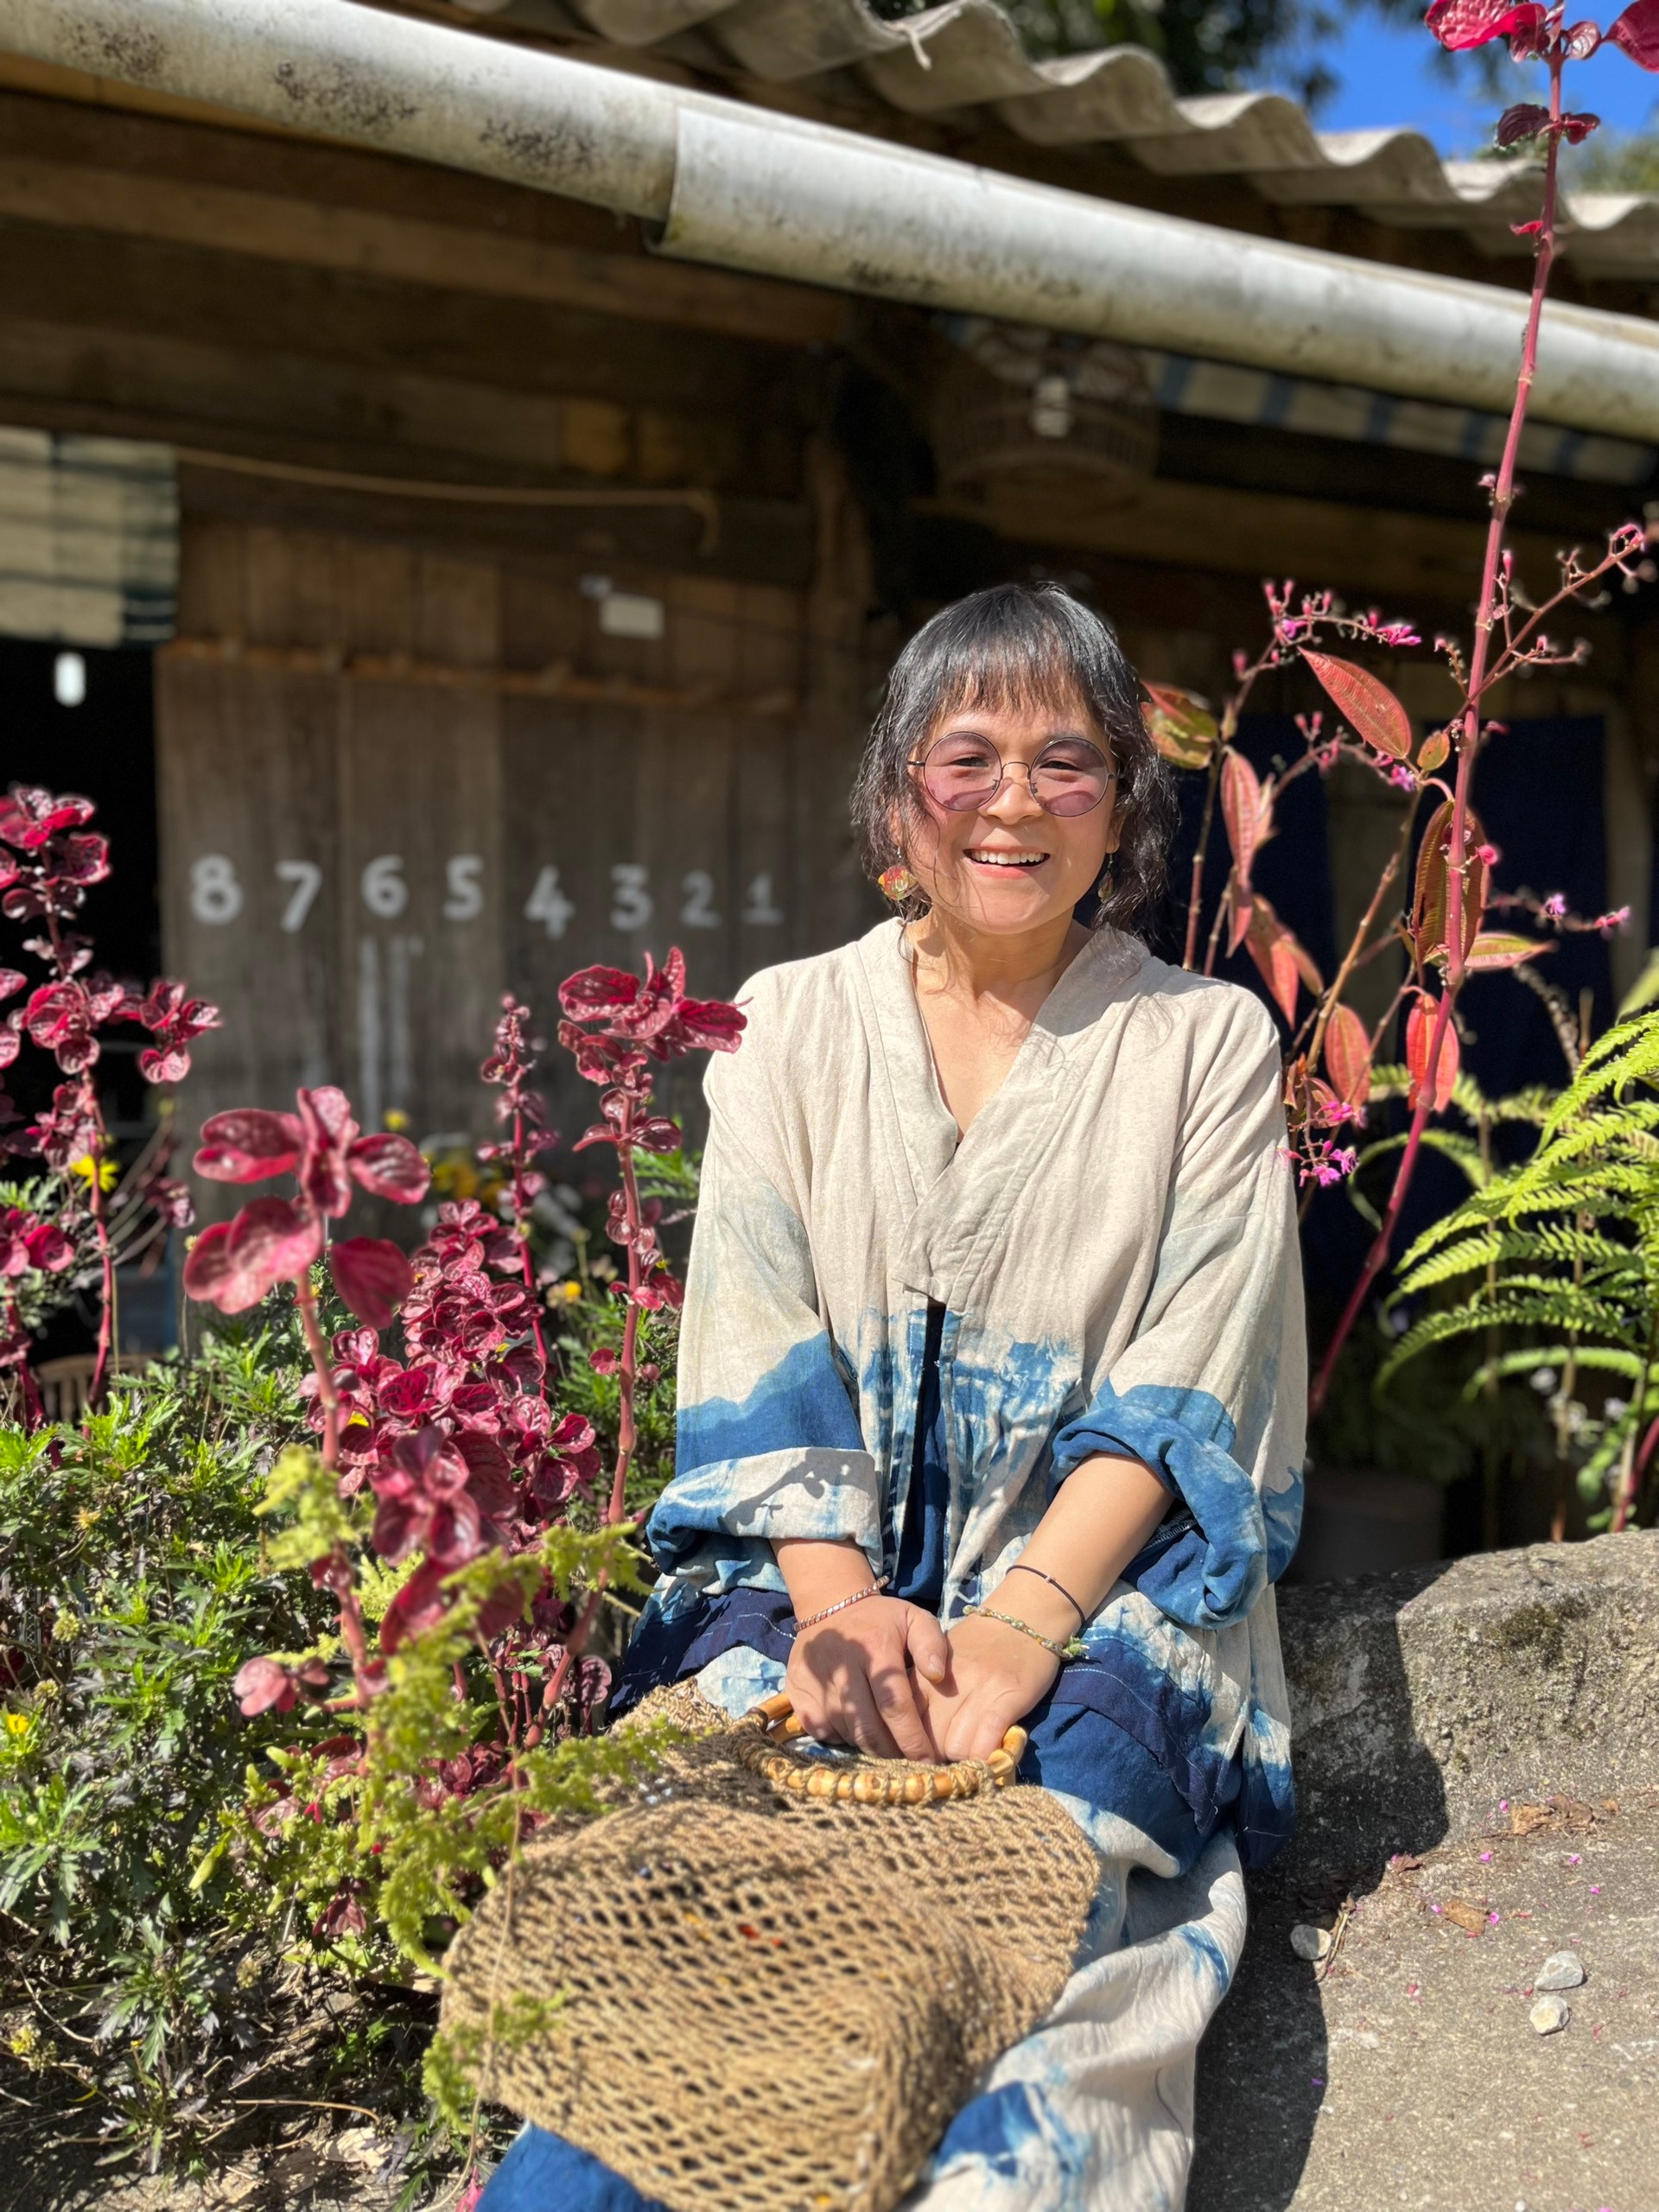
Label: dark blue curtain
xmin=1153 ymin=715 xmax=1338 ymax=1004
xmin=1155 ymin=716 xmax=1611 ymax=1305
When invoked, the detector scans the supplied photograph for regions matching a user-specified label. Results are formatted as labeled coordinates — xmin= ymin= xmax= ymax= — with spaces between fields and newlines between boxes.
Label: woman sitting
xmin=482 ymin=581 xmax=1305 ymax=2211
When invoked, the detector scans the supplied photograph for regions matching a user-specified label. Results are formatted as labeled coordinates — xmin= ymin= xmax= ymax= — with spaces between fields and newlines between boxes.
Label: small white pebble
xmin=1290 ymin=1923 xmax=1332 ymax=1961
xmin=1534 ymin=1950 xmax=1585 ymax=1992
xmin=1529 ymin=1993 xmax=1570 ymax=2035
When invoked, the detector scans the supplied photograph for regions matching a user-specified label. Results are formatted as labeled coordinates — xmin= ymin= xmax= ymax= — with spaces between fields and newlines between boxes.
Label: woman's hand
xmin=913 ymin=1612 xmax=1059 ymax=1763
xmin=785 ymin=1595 xmax=950 ymax=1760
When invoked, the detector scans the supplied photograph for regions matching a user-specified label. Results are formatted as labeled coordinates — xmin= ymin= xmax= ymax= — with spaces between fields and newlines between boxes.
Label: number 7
xmin=276 ymin=859 xmax=322 ymax=933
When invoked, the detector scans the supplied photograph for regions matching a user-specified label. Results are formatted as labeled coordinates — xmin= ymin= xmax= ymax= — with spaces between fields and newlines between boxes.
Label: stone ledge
xmin=1275 ymin=1527 xmax=1659 ymax=1878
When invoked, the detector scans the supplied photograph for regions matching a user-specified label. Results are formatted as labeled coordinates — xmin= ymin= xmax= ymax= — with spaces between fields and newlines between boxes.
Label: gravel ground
xmin=1191 ymin=1788 xmax=1659 ymax=2212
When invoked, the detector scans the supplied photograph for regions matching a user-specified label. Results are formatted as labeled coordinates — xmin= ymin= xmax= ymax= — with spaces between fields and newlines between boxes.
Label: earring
xmin=1095 ymin=855 xmax=1116 ymax=901
xmin=879 ymin=864 xmax=917 ymax=903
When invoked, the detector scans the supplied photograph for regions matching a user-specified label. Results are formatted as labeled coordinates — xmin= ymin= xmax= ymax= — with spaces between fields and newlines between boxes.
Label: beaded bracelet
xmin=791 ymin=1574 xmax=891 ymax=1634
xmin=969 ymin=1605 xmax=1086 ymax=1662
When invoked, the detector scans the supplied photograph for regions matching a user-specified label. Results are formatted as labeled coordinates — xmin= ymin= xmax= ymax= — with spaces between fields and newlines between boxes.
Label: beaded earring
xmin=879 ymin=864 xmax=918 ymax=903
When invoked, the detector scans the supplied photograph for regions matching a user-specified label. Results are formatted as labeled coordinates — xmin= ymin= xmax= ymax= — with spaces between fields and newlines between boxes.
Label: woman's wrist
xmin=989 ymin=1572 xmax=1083 ymax=1647
xmin=773 ymin=1536 xmax=881 ymax=1620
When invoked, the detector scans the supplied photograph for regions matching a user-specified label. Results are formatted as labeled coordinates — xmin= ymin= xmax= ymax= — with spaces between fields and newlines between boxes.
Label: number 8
xmin=190 ymin=854 xmax=243 ymax=925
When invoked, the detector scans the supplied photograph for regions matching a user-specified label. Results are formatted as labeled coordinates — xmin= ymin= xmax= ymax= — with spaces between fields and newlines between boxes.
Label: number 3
xmin=610 ymin=863 xmax=653 ymax=931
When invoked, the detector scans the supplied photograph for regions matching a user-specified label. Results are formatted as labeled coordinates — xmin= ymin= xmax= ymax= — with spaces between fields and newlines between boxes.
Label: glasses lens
xmin=922 ymin=734 xmax=1002 ymax=811
xmin=1032 ymin=741 xmax=1111 ymax=817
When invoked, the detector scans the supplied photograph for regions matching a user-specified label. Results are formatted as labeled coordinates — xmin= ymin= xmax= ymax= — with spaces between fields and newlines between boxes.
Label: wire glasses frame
xmin=906 ymin=731 xmax=1117 ymax=817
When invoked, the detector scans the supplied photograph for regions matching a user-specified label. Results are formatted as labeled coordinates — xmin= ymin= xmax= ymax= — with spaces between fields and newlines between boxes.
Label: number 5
xmin=443 ymin=855 xmax=485 ymax=922
xmin=276 ymin=860 xmax=322 ymax=933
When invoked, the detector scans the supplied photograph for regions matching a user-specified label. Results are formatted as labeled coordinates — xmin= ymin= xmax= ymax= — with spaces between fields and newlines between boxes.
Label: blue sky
xmin=1271 ymin=11 xmax=1659 ymax=154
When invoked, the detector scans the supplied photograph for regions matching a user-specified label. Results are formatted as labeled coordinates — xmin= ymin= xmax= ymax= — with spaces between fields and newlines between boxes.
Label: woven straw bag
xmin=441 ymin=1688 xmax=1100 ymax=2212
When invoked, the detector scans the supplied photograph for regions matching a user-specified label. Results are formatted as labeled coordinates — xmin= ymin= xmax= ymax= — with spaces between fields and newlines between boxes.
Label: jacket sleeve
xmin=645 ymin=1001 xmax=882 ymax=1584
xmin=1049 ymin=991 xmax=1306 ymax=1631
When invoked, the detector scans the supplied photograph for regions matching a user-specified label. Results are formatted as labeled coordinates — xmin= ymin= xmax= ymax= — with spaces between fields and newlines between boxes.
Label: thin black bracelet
xmin=1007 ymin=1560 xmax=1086 ymax=1627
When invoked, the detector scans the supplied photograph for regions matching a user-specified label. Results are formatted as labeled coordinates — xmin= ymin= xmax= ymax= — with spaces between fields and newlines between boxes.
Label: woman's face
xmin=901 ymin=688 xmax=1121 ymax=939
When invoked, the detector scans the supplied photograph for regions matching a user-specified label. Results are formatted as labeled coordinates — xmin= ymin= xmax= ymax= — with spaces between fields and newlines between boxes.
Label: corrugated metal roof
xmin=454 ymin=0 xmax=1659 ymax=281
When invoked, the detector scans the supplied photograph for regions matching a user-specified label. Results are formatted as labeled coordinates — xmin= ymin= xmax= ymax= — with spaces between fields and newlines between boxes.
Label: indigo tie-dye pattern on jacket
xmin=639 ymin=918 xmax=1306 ymax=1869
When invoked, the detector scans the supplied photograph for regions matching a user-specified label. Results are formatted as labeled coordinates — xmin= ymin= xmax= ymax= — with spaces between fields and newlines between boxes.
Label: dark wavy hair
xmin=850 ymin=582 xmax=1176 ymax=935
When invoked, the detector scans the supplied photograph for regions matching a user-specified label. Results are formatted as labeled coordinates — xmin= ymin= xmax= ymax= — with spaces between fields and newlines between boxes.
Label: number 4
xmin=525 ymin=865 xmax=575 ymax=939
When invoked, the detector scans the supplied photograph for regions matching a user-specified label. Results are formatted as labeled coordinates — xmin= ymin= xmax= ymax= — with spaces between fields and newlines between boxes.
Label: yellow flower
xmin=3 ymin=1712 xmax=31 ymax=1739
xmin=559 ymin=1281 xmax=582 ymax=1303
xmin=384 ymin=1109 xmax=411 ymax=1132
xmin=70 ymin=1154 xmax=119 ymax=1192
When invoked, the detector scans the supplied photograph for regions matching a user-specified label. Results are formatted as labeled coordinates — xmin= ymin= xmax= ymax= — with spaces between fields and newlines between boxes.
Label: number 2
xmin=680 ymin=869 xmax=721 ymax=929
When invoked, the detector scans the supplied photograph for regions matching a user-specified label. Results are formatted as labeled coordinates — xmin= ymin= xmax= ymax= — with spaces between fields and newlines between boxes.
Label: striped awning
xmin=0 ymin=429 xmax=176 ymax=648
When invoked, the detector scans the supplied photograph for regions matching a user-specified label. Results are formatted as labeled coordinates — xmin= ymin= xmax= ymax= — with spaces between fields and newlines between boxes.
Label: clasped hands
xmin=783 ymin=1589 xmax=1068 ymax=1764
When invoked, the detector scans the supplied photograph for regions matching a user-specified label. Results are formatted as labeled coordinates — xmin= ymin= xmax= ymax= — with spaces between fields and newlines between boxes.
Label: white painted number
xmin=190 ymin=854 xmax=244 ymax=925
xmin=610 ymin=863 xmax=653 ymax=931
xmin=443 ymin=854 xmax=485 ymax=922
xmin=742 ymin=872 xmax=785 ymax=925
xmin=361 ymin=854 xmax=408 ymax=919
xmin=679 ymin=869 xmax=721 ymax=929
xmin=524 ymin=864 xmax=575 ymax=940
xmin=276 ymin=859 xmax=322 ymax=934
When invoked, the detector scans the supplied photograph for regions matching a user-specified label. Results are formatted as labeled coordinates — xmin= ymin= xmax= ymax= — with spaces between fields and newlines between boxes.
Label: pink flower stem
xmin=294 ymin=1264 xmax=340 ymax=1471
xmin=84 ymin=1109 xmax=117 ymax=1414
xmin=1616 ymin=1414 xmax=1659 ymax=1534
xmin=606 ymin=1113 xmax=644 ymax=1529
xmin=510 ymin=1093 xmax=548 ymax=1370
xmin=1309 ymin=48 xmax=1566 ymax=1420
xmin=292 ymin=1255 xmax=376 ymax=1694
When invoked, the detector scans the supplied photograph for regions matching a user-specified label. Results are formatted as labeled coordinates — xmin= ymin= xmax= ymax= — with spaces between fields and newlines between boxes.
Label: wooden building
xmin=3 ymin=0 xmax=1658 ymax=1174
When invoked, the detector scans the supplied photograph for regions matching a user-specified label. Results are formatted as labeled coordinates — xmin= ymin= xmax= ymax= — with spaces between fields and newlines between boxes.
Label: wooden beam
xmin=0 ymin=147 xmax=849 ymax=351
xmin=944 ymin=474 xmax=1623 ymax=614
xmin=0 ymin=213 xmax=818 ymax=430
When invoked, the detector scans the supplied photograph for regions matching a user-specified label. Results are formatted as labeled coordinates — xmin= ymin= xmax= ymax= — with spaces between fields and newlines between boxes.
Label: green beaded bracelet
xmin=969 ymin=1605 xmax=1087 ymax=1662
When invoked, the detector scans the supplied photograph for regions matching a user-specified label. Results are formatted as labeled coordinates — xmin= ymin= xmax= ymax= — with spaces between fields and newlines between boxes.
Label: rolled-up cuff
xmin=1051 ymin=1382 xmax=1266 ymax=1631
xmin=645 ymin=1447 xmax=883 ymax=1573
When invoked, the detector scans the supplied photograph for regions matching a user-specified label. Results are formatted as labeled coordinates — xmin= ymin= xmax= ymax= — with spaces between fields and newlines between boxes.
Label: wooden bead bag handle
xmin=733 ymin=1690 xmax=1027 ymax=1807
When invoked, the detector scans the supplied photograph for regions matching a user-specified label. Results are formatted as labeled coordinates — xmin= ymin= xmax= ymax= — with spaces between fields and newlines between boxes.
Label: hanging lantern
xmin=931 ymin=321 xmax=1158 ymax=507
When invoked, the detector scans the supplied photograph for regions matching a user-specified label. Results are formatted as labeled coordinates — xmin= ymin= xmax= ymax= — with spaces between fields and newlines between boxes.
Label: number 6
xmin=361 ymin=855 xmax=408 ymax=919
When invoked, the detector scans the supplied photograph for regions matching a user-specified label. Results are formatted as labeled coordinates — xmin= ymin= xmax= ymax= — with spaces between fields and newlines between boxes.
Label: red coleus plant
xmin=213 ymin=956 xmax=742 ymax=1899
xmin=186 ymin=1087 xmax=429 ymax=1320
xmin=1 ymin=785 xmax=212 ymax=1416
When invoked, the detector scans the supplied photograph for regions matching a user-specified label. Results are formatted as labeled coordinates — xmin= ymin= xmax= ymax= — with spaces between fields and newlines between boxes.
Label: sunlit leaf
xmin=1412 ymin=798 xmax=1489 ymax=965
xmin=1406 ymin=995 xmax=1460 ymax=1113
xmin=1300 ymin=650 xmax=1413 ymax=760
xmin=1324 ymin=1002 xmax=1374 ymax=1108
xmin=1466 ymin=931 xmax=1551 ymax=972
xmin=1245 ymin=893 xmax=1320 ymax=1027
xmin=1610 ymin=0 xmax=1659 ymax=70
xmin=1425 ymin=0 xmax=1545 ymax=51
xmin=1417 ymin=728 xmax=1451 ymax=773
xmin=1220 ymin=749 xmax=1273 ymax=888
xmin=1141 ymin=683 xmax=1217 ymax=770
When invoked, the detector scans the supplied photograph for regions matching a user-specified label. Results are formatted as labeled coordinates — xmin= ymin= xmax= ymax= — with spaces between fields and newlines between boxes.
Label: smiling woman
xmin=481 ymin=584 xmax=1306 ymax=2212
